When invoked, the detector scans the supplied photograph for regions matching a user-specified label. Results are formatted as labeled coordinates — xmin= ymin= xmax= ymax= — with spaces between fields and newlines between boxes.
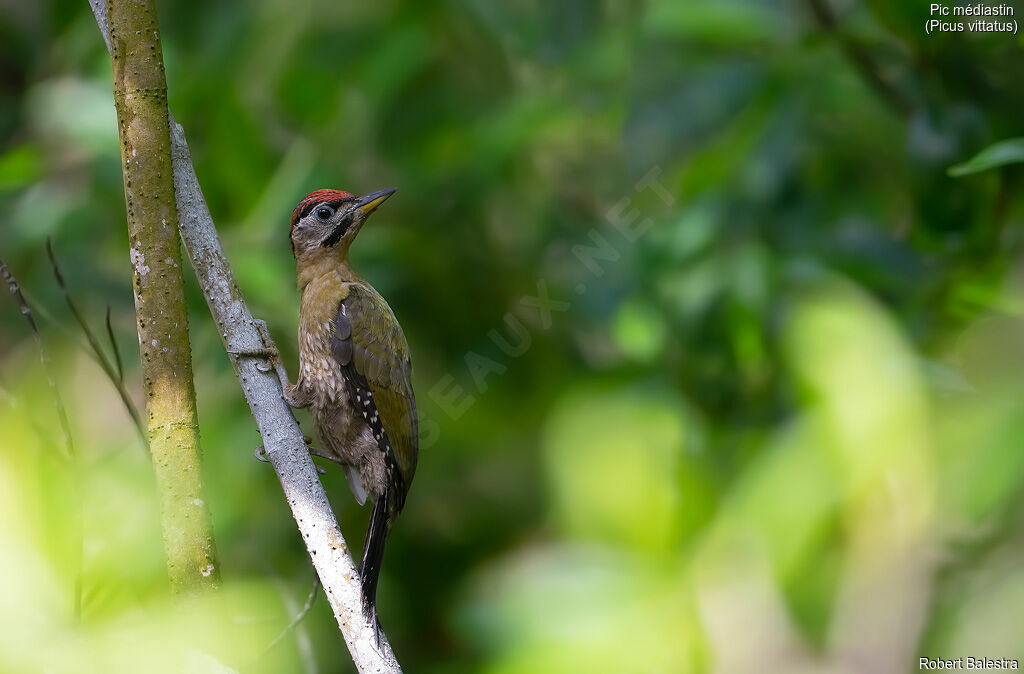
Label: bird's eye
xmin=316 ymin=206 xmax=334 ymax=221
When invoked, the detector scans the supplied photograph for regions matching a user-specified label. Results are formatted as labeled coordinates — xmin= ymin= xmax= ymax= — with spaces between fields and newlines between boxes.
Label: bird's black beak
xmin=355 ymin=187 xmax=397 ymax=216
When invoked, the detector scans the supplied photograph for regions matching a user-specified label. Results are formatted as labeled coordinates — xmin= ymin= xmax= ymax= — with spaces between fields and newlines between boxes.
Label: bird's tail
xmin=360 ymin=486 xmax=392 ymax=644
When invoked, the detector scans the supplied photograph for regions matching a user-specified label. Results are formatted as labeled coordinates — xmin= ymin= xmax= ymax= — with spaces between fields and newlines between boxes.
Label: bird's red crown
xmin=290 ymin=189 xmax=354 ymax=235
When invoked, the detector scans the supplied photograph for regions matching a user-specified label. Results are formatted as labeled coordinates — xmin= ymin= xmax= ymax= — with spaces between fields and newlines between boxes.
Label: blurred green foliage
xmin=2 ymin=0 xmax=1024 ymax=671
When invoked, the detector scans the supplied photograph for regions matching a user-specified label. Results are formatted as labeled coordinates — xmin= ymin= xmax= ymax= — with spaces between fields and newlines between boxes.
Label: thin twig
xmin=0 ymin=260 xmax=77 ymax=459
xmin=264 ymin=573 xmax=321 ymax=657
xmin=0 ymin=258 xmax=83 ymax=620
xmin=105 ymin=306 xmax=124 ymax=384
xmin=805 ymin=0 xmax=914 ymax=117
xmin=45 ymin=239 xmax=147 ymax=448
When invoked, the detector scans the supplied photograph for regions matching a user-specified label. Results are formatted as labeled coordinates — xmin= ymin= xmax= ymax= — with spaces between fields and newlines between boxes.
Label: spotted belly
xmin=297 ymin=344 xmax=388 ymax=502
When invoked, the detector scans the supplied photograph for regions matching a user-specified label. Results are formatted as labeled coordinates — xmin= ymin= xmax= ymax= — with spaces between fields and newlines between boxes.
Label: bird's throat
xmin=297 ymin=251 xmax=359 ymax=291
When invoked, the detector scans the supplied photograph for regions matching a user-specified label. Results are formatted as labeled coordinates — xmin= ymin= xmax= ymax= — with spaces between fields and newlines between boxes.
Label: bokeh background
xmin=3 ymin=0 xmax=1024 ymax=672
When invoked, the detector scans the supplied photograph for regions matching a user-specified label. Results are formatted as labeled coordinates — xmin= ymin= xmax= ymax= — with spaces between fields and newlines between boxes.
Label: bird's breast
xmin=296 ymin=275 xmax=350 ymax=410
xmin=298 ymin=327 xmax=348 ymax=409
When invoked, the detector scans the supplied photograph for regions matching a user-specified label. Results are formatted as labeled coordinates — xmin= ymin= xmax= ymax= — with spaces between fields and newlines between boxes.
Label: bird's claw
xmin=307 ymin=446 xmax=345 ymax=466
xmin=228 ymin=344 xmax=279 ymax=365
xmin=255 ymin=444 xmax=326 ymax=474
xmin=228 ymin=318 xmax=292 ymax=386
xmin=252 ymin=318 xmax=274 ymax=346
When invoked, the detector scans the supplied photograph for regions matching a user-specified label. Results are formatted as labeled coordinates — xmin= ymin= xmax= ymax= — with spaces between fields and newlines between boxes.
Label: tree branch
xmin=105 ymin=0 xmax=220 ymax=591
xmin=89 ymin=1 xmax=401 ymax=669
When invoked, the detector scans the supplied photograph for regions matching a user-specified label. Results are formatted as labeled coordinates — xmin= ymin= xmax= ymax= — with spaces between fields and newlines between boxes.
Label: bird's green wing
xmin=331 ymin=282 xmax=418 ymax=498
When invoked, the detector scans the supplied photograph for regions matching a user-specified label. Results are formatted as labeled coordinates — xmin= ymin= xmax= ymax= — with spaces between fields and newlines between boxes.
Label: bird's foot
xmin=228 ymin=345 xmax=277 ymax=371
xmin=297 ymin=435 xmax=342 ymax=471
xmin=301 ymin=437 xmax=344 ymax=475
xmin=254 ymin=444 xmax=327 ymax=474
xmin=307 ymin=445 xmax=346 ymax=466
xmin=228 ymin=319 xmax=291 ymax=385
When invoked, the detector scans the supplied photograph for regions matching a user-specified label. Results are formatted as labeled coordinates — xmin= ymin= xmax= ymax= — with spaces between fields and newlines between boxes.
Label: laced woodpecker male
xmin=261 ymin=187 xmax=418 ymax=641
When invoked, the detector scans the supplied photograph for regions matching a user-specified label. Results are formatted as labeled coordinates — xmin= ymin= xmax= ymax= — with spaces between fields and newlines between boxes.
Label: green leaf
xmin=948 ymin=137 xmax=1024 ymax=177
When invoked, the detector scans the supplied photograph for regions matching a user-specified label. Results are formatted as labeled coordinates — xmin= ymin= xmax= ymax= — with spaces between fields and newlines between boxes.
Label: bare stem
xmin=264 ymin=573 xmax=321 ymax=657
xmin=105 ymin=306 xmax=124 ymax=384
xmin=45 ymin=239 xmax=147 ymax=449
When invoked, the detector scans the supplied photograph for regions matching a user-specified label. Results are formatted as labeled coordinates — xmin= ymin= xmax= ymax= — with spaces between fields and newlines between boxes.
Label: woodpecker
xmin=277 ymin=186 xmax=417 ymax=643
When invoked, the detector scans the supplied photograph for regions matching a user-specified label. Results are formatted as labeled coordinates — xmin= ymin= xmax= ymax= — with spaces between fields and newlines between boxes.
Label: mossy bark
xmin=107 ymin=0 xmax=219 ymax=591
